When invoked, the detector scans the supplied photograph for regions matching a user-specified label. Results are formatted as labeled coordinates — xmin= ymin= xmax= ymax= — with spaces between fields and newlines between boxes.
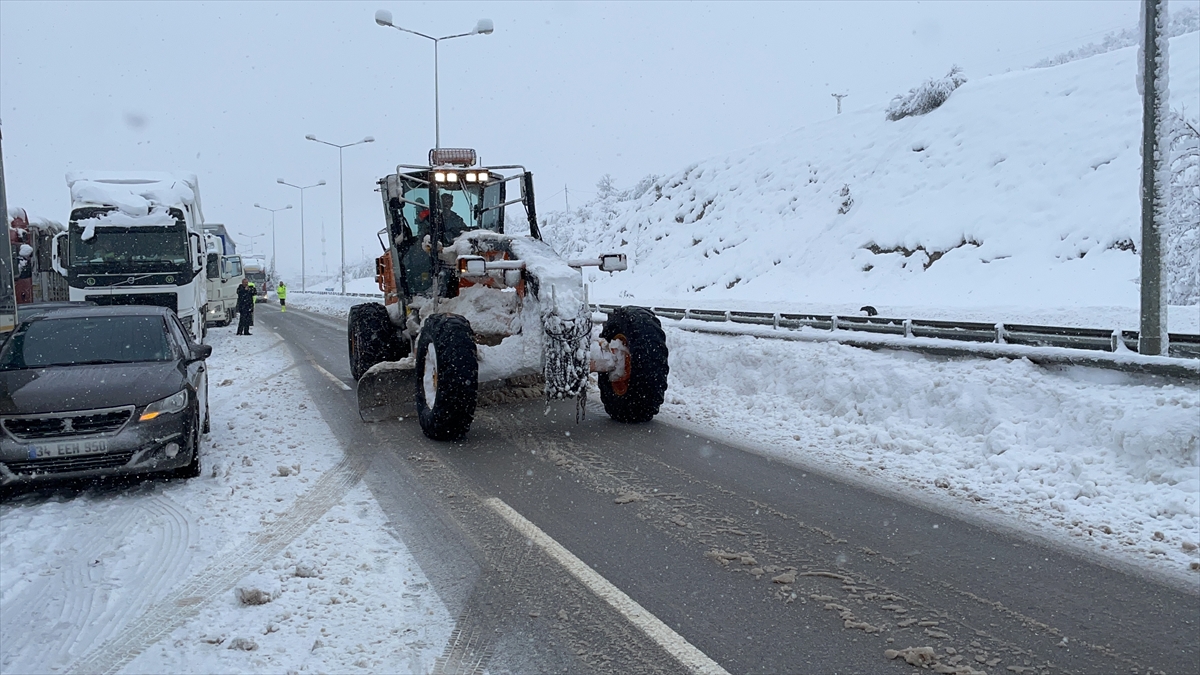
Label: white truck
xmin=242 ymin=255 xmax=268 ymax=298
xmin=204 ymin=233 xmax=243 ymax=326
xmin=54 ymin=172 xmax=209 ymax=339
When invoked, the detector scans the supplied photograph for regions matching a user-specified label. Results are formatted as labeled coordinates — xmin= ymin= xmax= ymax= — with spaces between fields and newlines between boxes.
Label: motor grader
xmin=349 ymin=148 xmax=669 ymax=440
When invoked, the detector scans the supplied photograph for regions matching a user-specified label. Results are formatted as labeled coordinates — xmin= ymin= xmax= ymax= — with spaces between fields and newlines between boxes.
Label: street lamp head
xmin=363 ymin=136 xmax=375 ymax=143
xmin=253 ymin=203 xmax=261 ymax=208
xmin=374 ymin=9 xmax=393 ymax=27
xmin=276 ymin=178 xmax=285 ymax=184
xmin=286 ymin=204 xmax=293 ymax=209
xmin=472 ymin=18 xmax=494 ymax=35
xmin=305 ymin=134 xmax=317 ymax=141
xmin=318 ymin=180 xmax=327 ymax=186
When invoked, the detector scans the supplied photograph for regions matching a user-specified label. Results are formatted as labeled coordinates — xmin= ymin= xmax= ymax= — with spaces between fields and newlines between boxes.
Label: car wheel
xmin=598 ymin=306 xmax=669 ymax=423
xmin=415 ymin=313 xmax=478 ymax=441
xmin=175 ymin=408 xmax=202 ymax=479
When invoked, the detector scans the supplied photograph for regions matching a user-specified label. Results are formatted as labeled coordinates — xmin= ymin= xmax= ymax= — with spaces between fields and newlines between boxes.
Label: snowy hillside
xmin=546 ymin=33 xmax=1199 ymax=317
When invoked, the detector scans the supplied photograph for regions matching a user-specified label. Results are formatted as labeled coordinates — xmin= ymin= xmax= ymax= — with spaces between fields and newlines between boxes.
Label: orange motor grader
xmin=350 ymin=148 xmax=669 ymax=440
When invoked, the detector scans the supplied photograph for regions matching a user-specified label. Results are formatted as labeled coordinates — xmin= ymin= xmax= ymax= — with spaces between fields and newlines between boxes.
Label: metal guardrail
xmin=291 ymin=290 xmax=385 ymax=299
xmin=594 ymin=304 xmax=1200 ymax=362
xmin=285 ymin=290 xmax=1199 ymax=375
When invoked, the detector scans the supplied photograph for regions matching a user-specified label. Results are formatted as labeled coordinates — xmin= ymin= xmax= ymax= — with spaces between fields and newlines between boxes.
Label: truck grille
xmin=2 ymin=407 xmax=134 ymax=441
xmin=85 ymin=293 xmax=178 ymax=313
xmin=5 ymin=450 xmax=137 ymax=475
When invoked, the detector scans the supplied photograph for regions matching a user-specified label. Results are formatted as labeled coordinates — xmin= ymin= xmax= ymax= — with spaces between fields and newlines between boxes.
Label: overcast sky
xmin=0 ymin=0 xmax=1176 ymax=286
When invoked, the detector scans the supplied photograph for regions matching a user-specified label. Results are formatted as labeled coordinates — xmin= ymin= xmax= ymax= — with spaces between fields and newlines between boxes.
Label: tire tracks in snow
xmin=0 ymin=493 xmax=195 ymax=674
xmin=63 ymin=455 xmax=368 ymax=675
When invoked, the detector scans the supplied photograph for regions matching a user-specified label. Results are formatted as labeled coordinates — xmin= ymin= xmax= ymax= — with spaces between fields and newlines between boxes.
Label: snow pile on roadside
xmin=285 ymin=292 xmax=369 ymax=319
xmin=0 ymin=327 xmax=450 ymax=674
xmin=661 ymin=328 xmax=1200 ymax=576
xmin=548 ymin=33 xmax=1200 ymax=313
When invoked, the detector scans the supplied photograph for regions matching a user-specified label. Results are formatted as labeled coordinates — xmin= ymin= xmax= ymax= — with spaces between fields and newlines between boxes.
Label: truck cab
xmin=204 ymin=234 xmax=243 ymax=326
xmin=55 ymin=172 xmax=209 ymax=340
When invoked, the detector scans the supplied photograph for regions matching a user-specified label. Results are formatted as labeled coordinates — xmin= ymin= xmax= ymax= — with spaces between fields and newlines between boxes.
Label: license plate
xmin=27 ymin=439 xmax=109 ymax=460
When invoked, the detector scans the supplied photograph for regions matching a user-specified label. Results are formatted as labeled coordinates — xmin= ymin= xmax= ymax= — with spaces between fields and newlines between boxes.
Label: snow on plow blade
xmin=357 ymin=359 xmax=417 ymax=422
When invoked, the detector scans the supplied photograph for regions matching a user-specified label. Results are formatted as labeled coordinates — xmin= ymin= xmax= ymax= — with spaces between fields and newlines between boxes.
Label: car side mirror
xmin=190 ymin=344 xmax=213 ymax=362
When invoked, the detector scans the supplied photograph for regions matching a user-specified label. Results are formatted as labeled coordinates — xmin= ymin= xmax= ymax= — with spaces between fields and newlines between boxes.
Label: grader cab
xmin=350 ymin=149 xmax=669 ymax=440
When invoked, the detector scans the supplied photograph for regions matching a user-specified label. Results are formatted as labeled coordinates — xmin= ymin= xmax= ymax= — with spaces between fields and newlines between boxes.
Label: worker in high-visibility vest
xmin=277 ymin=281 xmax=287 ymax=312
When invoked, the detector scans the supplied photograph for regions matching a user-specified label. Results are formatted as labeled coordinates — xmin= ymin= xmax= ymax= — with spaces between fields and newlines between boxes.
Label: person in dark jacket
xmin=236 ymin=278 xmax=255 ymax=335
xmin=440 ymin=193 xmax=469 ymax=244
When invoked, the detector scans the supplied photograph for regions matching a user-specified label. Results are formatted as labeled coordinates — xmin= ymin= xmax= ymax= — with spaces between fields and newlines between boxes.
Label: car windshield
xmin=0 ymin=315 xmax=174 ymax=369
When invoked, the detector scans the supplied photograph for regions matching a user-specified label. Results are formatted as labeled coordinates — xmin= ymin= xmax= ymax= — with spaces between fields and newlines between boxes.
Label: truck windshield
xmin=223 ymin=257 xmax=244 ymax=277
xmin=68 ymin=225 xmax=190 ymax=268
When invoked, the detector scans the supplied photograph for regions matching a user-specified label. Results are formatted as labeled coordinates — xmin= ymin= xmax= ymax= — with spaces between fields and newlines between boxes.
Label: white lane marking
xmin=485 ymin=498 xmax=730 ymax=675
xmin=313 ymin=362 xmax=352 ymax=391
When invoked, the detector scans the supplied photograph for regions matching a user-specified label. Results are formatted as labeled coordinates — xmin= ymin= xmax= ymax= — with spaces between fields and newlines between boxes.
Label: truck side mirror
xmin=189 ymin=232 xmax=203 ymax=273
xmin=51 ymin=232 xmax=68 ymax=276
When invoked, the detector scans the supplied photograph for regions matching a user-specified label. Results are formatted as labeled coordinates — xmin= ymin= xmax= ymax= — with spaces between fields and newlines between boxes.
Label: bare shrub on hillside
xmin=542 ymin=174 xmax=662 ymax=259
xmin=1033 ymin=6 xmax=1198 ymax=69
xmin=885 ymin=66 xmax=968 ymax=121
xmin=1164 ymin=109 xmax=1200 ymax=305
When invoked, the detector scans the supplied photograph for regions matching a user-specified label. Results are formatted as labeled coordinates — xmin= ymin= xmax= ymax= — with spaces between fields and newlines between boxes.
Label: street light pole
xmin=305 ymin=134 xmax=374 ymax=294
xmin=253 ymin=203 xmax=292 ymax=282
xmin=277 ymin=179 xmax=326 ymax=291
xmin=374 ymin=10 xmax=493 ymax=150
xmin=238 ymin=232 xmax=264 ymax=256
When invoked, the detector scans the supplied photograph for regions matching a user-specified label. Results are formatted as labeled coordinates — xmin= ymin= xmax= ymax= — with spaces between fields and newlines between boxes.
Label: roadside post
xmin=0 ymin=123 xmax=17 ymax=334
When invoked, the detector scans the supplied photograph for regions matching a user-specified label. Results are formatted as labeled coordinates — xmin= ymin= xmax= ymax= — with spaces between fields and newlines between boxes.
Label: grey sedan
xmin=0 ymin=305 xmax=210 ymax=485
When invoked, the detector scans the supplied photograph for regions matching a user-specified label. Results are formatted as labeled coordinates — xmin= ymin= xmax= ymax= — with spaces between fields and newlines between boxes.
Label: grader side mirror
xmin=599 ymin=253 xmax=628 ymax=272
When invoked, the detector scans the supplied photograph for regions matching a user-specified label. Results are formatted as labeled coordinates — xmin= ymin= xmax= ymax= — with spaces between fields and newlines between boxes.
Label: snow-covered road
xmin=286 ymin=293 xmax=1200 ymax=585
xmin=0 ymin=327 xmax=452 ymax=674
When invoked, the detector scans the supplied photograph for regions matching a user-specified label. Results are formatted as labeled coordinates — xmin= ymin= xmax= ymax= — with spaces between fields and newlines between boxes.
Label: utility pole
xmin=832 ymin=93 xmax=848 ymax=115
xmin=277 ymin=179 xmax=326 ymax=292
xmin=565 ymin=184 xmax=570 ymax=212
xmin=0 ymin=123 xmax=16 ymax=334
xmin=1138 ymin=0 xmax=1169 ymax=356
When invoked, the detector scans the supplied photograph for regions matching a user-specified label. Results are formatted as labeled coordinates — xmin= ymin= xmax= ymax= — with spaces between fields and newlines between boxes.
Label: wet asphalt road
xmin=258 ymin=302 xmax=1198 ymax=675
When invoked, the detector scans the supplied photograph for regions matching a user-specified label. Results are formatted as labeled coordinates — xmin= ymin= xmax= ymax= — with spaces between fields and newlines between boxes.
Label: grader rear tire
xmin=348 ymin=303 xmax=407 ymax=381
xmin=599 ymin=306 xmax=669 ymax=423
xmin=415 ymin=314 xmax=478 ymax=441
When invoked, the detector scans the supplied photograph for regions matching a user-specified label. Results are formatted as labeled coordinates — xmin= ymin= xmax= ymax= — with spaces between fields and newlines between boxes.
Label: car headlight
xmin=139 ymin=389 xmax=188 ymax=422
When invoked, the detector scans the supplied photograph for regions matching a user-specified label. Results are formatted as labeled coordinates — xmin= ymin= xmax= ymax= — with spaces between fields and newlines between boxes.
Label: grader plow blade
xmin=357 ymin=359 xmax=417 ymax=422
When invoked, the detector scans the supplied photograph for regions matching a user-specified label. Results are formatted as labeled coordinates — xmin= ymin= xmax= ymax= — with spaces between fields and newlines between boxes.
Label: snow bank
xmin=659 ymin=328 xmax=1199 ymax=577
xmin=549 ymin=32 xmax=1200 ymax=314
xmin=285 ymin=292 xmax=367 ymax=319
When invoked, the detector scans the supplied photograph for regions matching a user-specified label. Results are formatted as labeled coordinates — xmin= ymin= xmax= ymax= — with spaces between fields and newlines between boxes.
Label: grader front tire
xmin=415 ymin=314 xmax=479 ymax=441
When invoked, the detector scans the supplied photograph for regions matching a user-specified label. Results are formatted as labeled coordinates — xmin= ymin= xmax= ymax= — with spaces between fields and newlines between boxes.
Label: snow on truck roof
xmin=66 ymin=171 xmax=204 ymax=238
